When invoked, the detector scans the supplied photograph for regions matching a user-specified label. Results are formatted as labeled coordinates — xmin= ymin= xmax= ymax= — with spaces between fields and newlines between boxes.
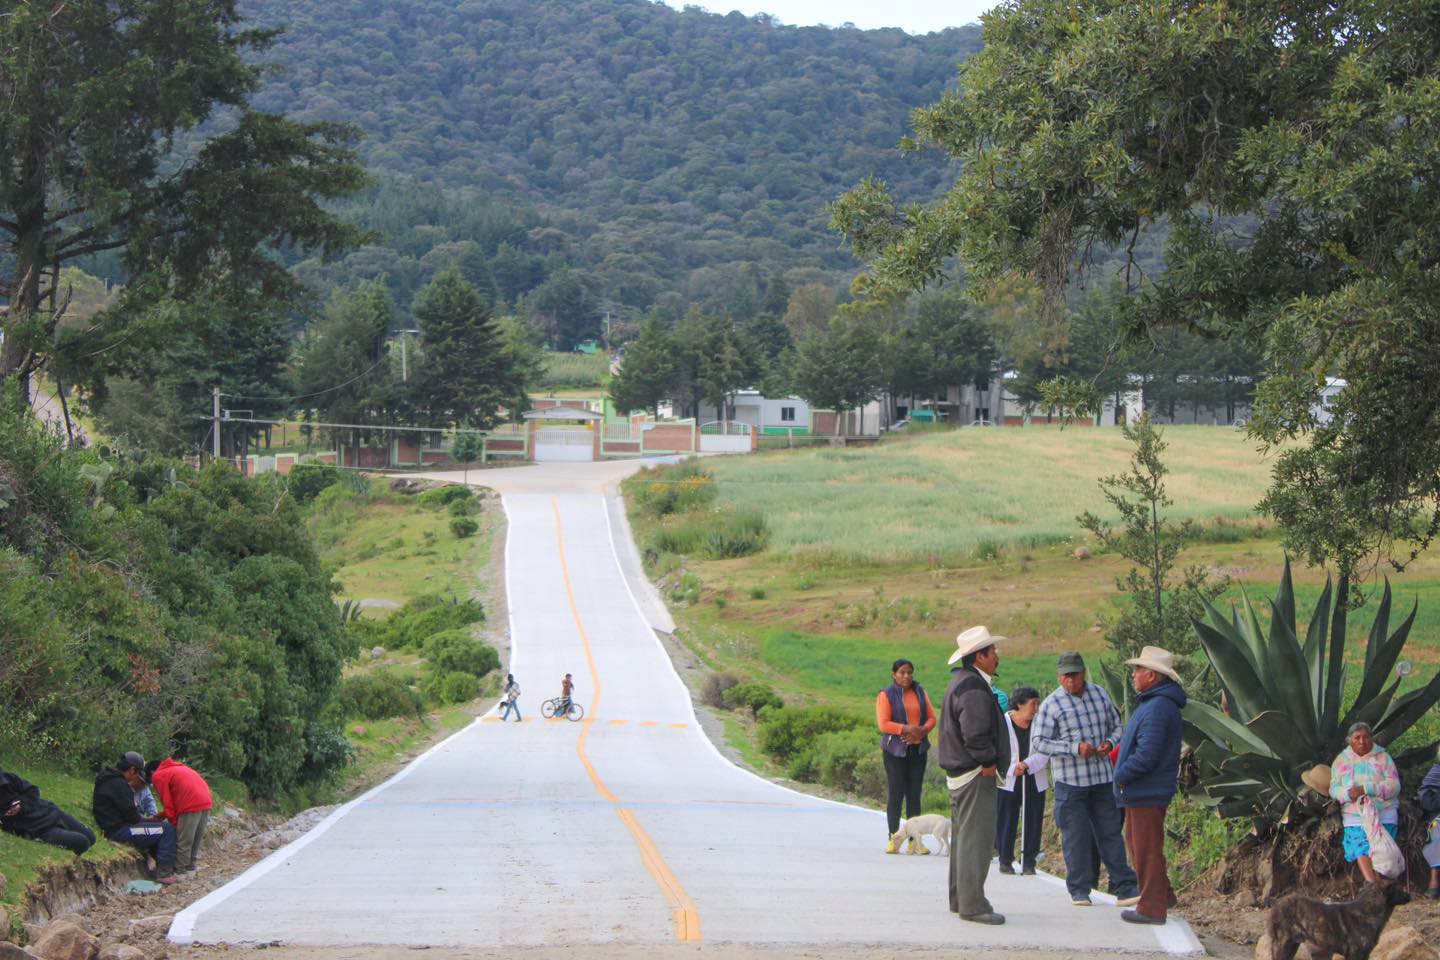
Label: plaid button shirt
xmin=1031 ymin=682 xmax=1124 ymax=787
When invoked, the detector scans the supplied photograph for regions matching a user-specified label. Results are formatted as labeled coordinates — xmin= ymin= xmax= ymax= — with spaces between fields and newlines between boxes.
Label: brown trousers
xmin=1123 ymin=804 xmax=1174 ymax=920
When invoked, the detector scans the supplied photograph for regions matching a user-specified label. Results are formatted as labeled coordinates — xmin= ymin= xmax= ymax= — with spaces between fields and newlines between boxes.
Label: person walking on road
xmin=936 ymin=626 xmax=1011 ymax=926
xmin=877 ymin=658 xmax=937 ymax=854
xmin=996 ymin=686 xmax=1048 ymax=875
xmin=1031 ymin=652 xmax=1140 ymax=908
xmin=146 ymin=758 xmax=213 ymax=876
xmin=500 ymin=673 xmax=522 ymax=722
xmin=1 ymin=768 xmax=96 ymax=854
xmin=93 ymin=752 xmax=179 ymax=884
xmin=1113 ymin=647 xmax=1187 ymax=925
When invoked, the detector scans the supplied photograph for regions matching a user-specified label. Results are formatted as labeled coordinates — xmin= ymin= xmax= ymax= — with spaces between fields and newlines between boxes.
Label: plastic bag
xmin=1359 ymin=795 xmax=1406 ymax=879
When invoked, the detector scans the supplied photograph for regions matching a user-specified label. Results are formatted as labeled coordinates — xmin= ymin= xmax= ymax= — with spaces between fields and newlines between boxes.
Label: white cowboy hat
xmin=1300 ymin=764 xmax=1332 ymax=797
xmin=948 ymin=625 xmax=1007 ymax=665
xmin=1124 ymin=645 xmax=1183 ymax=684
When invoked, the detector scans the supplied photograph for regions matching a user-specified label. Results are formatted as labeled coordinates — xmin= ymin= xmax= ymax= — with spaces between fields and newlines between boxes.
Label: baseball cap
xmin=1056 ymin=652 xmax=1086 ymax=675
xmin=119 ymin=751 xmax=147 ymax=780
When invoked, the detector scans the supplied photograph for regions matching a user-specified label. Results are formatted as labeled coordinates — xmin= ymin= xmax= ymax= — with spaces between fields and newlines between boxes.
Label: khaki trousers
xmin=176 ymin=809 xmax=210 ymax=871
xmin=948 ymin=773 xmax=997 ymax=917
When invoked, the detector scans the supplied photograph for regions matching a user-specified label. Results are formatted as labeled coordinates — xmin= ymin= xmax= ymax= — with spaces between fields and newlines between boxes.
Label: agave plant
xmin=1183 ymin=558 xmax=1440 ymax=825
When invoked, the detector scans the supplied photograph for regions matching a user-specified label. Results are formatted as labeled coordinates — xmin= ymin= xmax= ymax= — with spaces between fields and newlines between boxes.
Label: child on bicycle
xmin=559 ymin=673 xmax=574 ymax=713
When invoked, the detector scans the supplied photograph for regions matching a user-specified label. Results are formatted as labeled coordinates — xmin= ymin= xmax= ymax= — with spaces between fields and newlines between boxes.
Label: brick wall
xmin=642 ymin=424 xmax=694 ymax=452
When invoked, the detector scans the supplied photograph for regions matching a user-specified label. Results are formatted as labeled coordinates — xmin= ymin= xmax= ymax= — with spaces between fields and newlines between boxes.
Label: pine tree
xmin=412 ymin=268 xmax=521 ymax=429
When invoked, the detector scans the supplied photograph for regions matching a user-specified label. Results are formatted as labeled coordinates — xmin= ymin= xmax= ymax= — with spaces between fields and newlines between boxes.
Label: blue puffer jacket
xmin=1113 ymin=679 xmax=1187 ymax=808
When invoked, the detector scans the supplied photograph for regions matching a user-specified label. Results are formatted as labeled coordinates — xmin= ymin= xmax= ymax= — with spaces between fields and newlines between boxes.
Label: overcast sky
xmin=658 ymin=0 xmax=996 ymax=34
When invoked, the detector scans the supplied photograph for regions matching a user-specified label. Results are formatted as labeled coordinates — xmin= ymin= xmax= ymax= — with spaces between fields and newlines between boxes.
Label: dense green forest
xmin=241 ymin=0 xmax=982 ymax=329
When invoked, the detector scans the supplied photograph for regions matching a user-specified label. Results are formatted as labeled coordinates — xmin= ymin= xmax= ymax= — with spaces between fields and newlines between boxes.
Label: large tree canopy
xmin=0 ymin=0 xmax=368 ymax=385
xmin=833 ymin=0 xmax=1440 ymax=583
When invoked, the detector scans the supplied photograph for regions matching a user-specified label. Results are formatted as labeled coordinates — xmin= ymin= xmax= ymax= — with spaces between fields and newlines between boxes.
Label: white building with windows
xmin=699 ymin=390 xmax=813 ymax=434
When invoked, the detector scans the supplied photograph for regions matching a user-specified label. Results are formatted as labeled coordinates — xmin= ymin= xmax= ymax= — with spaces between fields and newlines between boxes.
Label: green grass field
xmin=630 ymin=424 xmax=1440 ymax=776
xmin=701 ymin=425 xmax=1275 ymax=562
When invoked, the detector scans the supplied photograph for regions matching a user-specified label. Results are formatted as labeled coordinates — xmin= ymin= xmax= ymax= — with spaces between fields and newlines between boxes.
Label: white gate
xmin=533 ymin=427 xmax=595 ymax=462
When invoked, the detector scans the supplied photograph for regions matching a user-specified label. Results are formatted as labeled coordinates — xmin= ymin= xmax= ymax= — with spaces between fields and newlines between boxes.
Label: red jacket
xmin=150 ymin=759 xmax=212 ymax=825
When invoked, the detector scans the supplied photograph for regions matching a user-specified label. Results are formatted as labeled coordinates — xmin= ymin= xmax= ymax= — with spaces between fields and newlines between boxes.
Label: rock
xmin=31 ymin=921 xmax=98 ymax=960
xmin=125 ymin=917 xmax=172 ymax=940
xmin=96 ymin=947 xmax=147 ymax=960
xmin=21 ymin=926 xmax=43 ymax=946
xmin=1073 ymin=546 xmax=1091 ymax=560
xmin=0 ymin=943 xmax=38 ymax=960
xmin=0 ymin=906 xmax=9 ymax=942
xmin=370 ymin=646 xmax=385 ymax=660
xmin=1371 ymin=926 xmax=1439 ymax=960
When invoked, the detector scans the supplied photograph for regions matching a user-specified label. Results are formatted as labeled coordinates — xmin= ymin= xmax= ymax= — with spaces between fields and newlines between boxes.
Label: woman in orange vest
xmin=876 ymin=658 xmax=937 ymax=853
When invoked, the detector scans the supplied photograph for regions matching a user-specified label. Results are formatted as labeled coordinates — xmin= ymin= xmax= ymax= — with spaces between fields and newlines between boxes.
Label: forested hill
xmin=241 ymin=0 xmax=981 ymax=313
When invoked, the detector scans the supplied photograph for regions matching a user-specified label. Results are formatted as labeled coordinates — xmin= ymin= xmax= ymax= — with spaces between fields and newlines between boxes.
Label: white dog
xmin=891 ymin=814 xmax=950 ymax=855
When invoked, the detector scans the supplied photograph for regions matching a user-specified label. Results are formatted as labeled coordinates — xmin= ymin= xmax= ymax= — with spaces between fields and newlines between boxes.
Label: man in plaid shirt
xmin=1032 ymin=651 xmax=1141 ymax=907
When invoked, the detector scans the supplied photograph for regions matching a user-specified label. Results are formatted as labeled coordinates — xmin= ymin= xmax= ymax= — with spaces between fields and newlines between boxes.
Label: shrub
xmin=701 ymin=671 xmax=743 ymax=708
xmin=811 ymin=727 xmax=885 ymax=798
xmin=700 ymin=508 xmax=768 ymax=559
xmin=379 ymin=596 xmax=484 ymax=649
xmin=424 ymin=628 xmax=499 ymax=677
xmin=447 ymin=497 xmax=478 ymax=517
xmin=631 ymin=460 xmax=716 ymax=518
xmin=436 ymin=671 xmax=481 ymax=704
xmin=758 ymin=706 xmax=867 ymax=763
xmin=337 ymin=671 xmax=423 ymax=720
xmin=419 ymin=484 xmax=476 ymax=508
xmin=722 ymin=681 xmax=783 ymax=718
xmin=286 ymin=463 xmax=341 ymax=504
xmin=449 ymin=515 xmax=479 ymax=538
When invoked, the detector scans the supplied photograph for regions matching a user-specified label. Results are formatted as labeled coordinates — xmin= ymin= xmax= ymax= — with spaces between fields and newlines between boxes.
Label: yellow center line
xmin=551 ymin=497 xmax=701 ymax=942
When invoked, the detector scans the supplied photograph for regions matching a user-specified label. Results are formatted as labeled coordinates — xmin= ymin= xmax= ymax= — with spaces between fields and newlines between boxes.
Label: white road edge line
xmin=598 ymin=488 xmax=1204 ymax=956
xmin=167 ymin=497 xmax=524 ymax=945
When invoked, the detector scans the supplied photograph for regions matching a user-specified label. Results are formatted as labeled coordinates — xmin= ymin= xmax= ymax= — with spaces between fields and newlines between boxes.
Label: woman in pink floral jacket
xmin=1329 ymin=721 xmax=1401 ymax=883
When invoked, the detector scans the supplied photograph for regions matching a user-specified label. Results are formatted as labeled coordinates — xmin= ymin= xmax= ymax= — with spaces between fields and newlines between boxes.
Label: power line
xmin=219 ymin=355 xmax=390 ymax=404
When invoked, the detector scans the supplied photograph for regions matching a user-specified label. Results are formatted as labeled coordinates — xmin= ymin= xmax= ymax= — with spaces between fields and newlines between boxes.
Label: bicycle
xmin=540 ymin=697 xmax=585 ymax=721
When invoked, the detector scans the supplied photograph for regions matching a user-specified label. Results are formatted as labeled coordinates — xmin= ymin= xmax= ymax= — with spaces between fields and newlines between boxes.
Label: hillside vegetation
xmin=241 ymin=0 xmax=981 ymax=318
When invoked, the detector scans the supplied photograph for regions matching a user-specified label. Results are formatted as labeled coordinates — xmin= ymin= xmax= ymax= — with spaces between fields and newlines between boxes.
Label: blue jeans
xmin=500 ymin=699 xmax=521 ymax=721
xmin=1052 ymin=781 xmax=1138 ymax=900
xmin=108 ymin=822 xmax=177 ymax=873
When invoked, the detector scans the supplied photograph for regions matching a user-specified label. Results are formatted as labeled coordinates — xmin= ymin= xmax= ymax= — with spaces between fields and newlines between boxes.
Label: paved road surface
xmin=170 ymin=460 xmax=1202 ymax=954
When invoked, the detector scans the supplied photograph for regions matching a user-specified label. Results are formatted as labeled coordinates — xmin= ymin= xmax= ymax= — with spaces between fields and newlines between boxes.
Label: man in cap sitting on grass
xmin=92 ymin=751 xmax=179 ymax=884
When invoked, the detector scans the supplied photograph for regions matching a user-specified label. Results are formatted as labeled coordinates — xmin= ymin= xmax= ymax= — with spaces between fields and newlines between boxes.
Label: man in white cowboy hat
xmin=935 ymin=625 xmax=1011 ymax=926
xmin=1031 ymin=651 xmax=1140 ymax=908
xmin=1112 ymin=645 xmax=1187 ymax=925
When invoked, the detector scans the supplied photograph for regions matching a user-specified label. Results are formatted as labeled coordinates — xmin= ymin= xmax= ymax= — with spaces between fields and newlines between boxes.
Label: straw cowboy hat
xmin=1300 ymin=764 xmax=1332 ymax=797
xmin=948 ymin=625 xmax=1007 ymax=665
xmin=1124 ymin=645 xmax=1183 ymax=684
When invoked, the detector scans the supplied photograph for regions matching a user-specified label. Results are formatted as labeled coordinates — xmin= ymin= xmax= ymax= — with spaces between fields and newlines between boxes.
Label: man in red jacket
xmin=145 ymin=759 xmax=213 ymax=875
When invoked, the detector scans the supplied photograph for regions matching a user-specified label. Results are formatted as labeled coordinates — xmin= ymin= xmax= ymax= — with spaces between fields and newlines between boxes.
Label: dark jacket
xmin=0 ymin=770 xmax=64 ymax=836
xmin=935 ymin=666 xmax=1010 ymax=777
xmin=92 ymin=769 xmax=142 ymax=834
xmin=1113 ymin=679 xmax=1187 ymax=808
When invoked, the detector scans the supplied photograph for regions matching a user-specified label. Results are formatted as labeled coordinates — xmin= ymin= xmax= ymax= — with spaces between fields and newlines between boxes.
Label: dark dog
xmin=1268 ymin=881 xmax=1411 ymax=960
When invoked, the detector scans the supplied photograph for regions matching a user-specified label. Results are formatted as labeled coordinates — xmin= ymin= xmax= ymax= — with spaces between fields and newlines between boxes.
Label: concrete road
xmin=170 ymin=460 xmax=1202 ymax=954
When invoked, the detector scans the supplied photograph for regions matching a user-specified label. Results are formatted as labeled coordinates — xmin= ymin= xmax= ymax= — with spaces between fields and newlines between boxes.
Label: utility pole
xmin=212 ymin=387 xmax=221 ymax=461
xmin=398 ymin=329 xmax=420 ymax=381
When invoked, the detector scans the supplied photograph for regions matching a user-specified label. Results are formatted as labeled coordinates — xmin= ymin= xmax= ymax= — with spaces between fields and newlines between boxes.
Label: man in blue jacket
xmin=1113 ymin=646 xmax=1187 ymax=926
